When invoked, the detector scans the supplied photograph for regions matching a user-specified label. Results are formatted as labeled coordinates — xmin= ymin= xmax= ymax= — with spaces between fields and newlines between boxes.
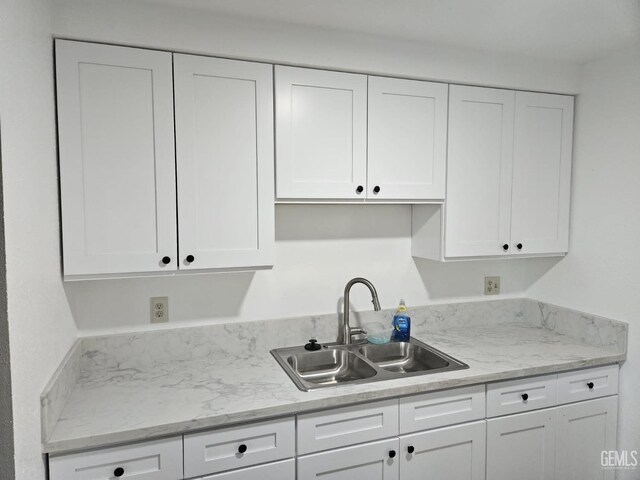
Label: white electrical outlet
xmin=484 ymin=276 xmax=501 ymax=295
xmin=150 ymin=296 xmax=169 ymax=323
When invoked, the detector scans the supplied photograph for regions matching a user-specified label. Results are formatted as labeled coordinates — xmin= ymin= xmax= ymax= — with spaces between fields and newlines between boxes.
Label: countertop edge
xmin=43 ymin=353 xmax=625 ymax=455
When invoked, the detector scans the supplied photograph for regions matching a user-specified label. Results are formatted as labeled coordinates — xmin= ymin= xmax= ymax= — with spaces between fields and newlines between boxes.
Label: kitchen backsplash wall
xmin=64 ymin=205 xmax=561 ymax=335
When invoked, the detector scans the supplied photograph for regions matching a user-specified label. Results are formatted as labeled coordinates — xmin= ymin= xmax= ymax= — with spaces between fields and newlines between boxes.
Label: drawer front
xmin=198 ymin=459 xmax=295 ymax=480
xmin=487 ymin=374 xmax=557 ymax=417
xmin=557 ymin=365 xmax=619 ymax=405
xmin=297 ymin=399 xmax=399 ymax=455
xmin=400 ymin=384 xmax=486 ymax=434
xmin=183 ymin=417 xmax=295 ymax=478
xmin=49 ymin=437 xmax=183 ymax=480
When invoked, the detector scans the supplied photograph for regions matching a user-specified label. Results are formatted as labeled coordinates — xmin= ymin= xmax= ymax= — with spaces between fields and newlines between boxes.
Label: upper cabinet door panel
xmin=56 ymin=40 xmax=177 ymax=276
xmin=174 ymin=55 xmax=275 ymax=270
xmin=275 ymin=66 xmax=367 ymax=199
xmin=511 ymin=92 xmax=574 ymax=255
xmin=445 ymin=85 xmax=515 ymax=258
xmin=367 ymin=77 xmax=448 ymax=200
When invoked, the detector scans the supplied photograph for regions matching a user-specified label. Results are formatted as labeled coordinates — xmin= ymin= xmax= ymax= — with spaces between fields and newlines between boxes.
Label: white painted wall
xmin=0 ymin=1 xmax=78 ymax=479
xmin=527 ymin=43 xmax=640 ymax=477
xmin=51 ymin=0 xmax=581 ymax=94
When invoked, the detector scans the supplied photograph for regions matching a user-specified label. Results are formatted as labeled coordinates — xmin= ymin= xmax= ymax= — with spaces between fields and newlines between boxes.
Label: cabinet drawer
xmin=49 ymin=437 xmax=183 ymax=480
xmin=183 ymin=417 xmax=295 ymax=478
xmin=197 ymin=459 xmax=295 ymax=480
xmin=557 ymin=365 xmax=619 ymax=405
xmin=297 ymin=399 xmax=399 ymax=455
xmin=487 ymin=374 xmax=557 ymax=417
xmin=400 ymin=384 xmax=485 ymax=434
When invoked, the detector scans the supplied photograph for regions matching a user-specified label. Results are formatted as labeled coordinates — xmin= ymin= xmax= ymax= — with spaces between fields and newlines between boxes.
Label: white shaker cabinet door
xmin=511 ymin=92 xmax=574 ymax=256
xmin=487 ymin=408 xmax=556 ymax=480
xmin=400 ymin=421 xmax=486 ymax=480
xmin=174 ymin=54 xmax=275 ymax=270
xmin=367 ymin=76 xmax=448 ymax=200
xmin=275 ymin=66 xmax=367 ymax=199
xmin=56 ymin=40 xmax=177 ymax=277
xmin=297 ymin=438 xmax=400 ymax=480
xmin=445 ymin=85 xmax=515 ymax=258
xmin=556 ymin=396 xmax=618 ymax=480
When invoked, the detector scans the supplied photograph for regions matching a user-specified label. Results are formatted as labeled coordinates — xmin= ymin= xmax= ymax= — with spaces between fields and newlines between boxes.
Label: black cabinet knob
xmin=388 ymin=450 xmax=396 ymax=458
xmin=161 ymin=256 xmax=171 ymax=265
xmin=113 ymin=467 xmax=125 ymax=478
xmin=587 ymin=382 xmax=594 ymax=390
xmin=356 ymin=185 xmax=364 ymax=194
xmin=186 ymin=255 xmax=195 ymax=263
xmin=373 ymin=186 xmax=381 ymax=194
xmin=521 ymin=393 xmax=529 ymax=401
xmin=503 ymin=244 xmax=509 ymax=251
xmin=238 ymin=444 xmax=247 ymax=454
xmin=517 ymin=243 xmax=523 ymax=250
xmin=407 ymin=445 xmax=415 ymax=454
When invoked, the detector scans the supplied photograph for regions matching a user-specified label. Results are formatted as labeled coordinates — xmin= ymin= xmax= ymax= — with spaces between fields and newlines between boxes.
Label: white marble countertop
xmin=44 ymin=318 xmax=625 ymax=454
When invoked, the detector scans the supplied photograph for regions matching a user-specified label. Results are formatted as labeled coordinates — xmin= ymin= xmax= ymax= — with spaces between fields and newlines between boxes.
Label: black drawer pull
xmin=587 ymin=382 xmax=595 ymax=390
xmin=388 ymin=450 xmax=396 ymax=458
xmin=407 ymin=445 xmax=415 ymax=454
xmin=521 ymin=393 xmax=529 ymax=401
xmin=238 ymin=444 xmax=247 ymax=454
xmin=113 ymin=467 xmax=125 ymax=478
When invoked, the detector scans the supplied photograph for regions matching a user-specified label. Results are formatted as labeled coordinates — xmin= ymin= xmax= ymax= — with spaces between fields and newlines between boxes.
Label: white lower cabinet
xmin=487 ymin=408 xmax=557 ymax=480
xmin=556 ymin=396 xmax=618 ymax=480
xmin=194 ymin=459 xmax=295 ymax=480
xmin=49 ymin=366 xmax=620 ymax=480
xmin=297 ymin=438 xmax=400 ymax=480
xmin=400 ymin=421 xmax=486 ymax=480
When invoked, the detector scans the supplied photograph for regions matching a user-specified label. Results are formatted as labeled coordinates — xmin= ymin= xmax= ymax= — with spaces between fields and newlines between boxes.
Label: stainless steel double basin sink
xmin=271 ymin=338 xmax=468 ymax=391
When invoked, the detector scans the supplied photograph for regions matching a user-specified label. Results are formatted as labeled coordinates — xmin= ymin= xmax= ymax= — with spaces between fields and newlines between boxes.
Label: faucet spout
xmin=341 ymin=277 xmax=381 ymax=345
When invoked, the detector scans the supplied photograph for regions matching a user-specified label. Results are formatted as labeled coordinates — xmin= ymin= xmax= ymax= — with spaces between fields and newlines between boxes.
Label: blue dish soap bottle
xmin=392 ymin=299 xmax=411 ymax=342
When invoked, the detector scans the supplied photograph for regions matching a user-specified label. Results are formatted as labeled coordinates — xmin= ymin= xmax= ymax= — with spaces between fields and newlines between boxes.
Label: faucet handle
xmin=304 ymin=339 xmax=322 ymax=351
xmin=351 ymin=327 xmax=367 ymax=336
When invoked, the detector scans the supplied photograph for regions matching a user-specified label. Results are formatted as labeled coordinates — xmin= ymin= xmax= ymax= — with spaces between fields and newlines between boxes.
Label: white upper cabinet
xmin=275 ymin=66 xmax=368 ymax=200
xmin=511 ymin=92 xmax=574 ymax=255
xmin=174 ymin=54 xmax=275 ymax=270
xmin=367 ymin=77 xmax=448 ymax=200
xmin=56 ymin=40 xmax=177 ymax=277
xmin=414 ymin=85 xmax=574 ymax=260
xmin=445 ymin=85 xmax=515 ymax=258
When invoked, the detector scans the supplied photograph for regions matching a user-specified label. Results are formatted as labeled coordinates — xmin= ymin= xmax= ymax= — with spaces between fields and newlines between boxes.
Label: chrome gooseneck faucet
xmin=340 ymin=277 xmax=381 ymax=344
